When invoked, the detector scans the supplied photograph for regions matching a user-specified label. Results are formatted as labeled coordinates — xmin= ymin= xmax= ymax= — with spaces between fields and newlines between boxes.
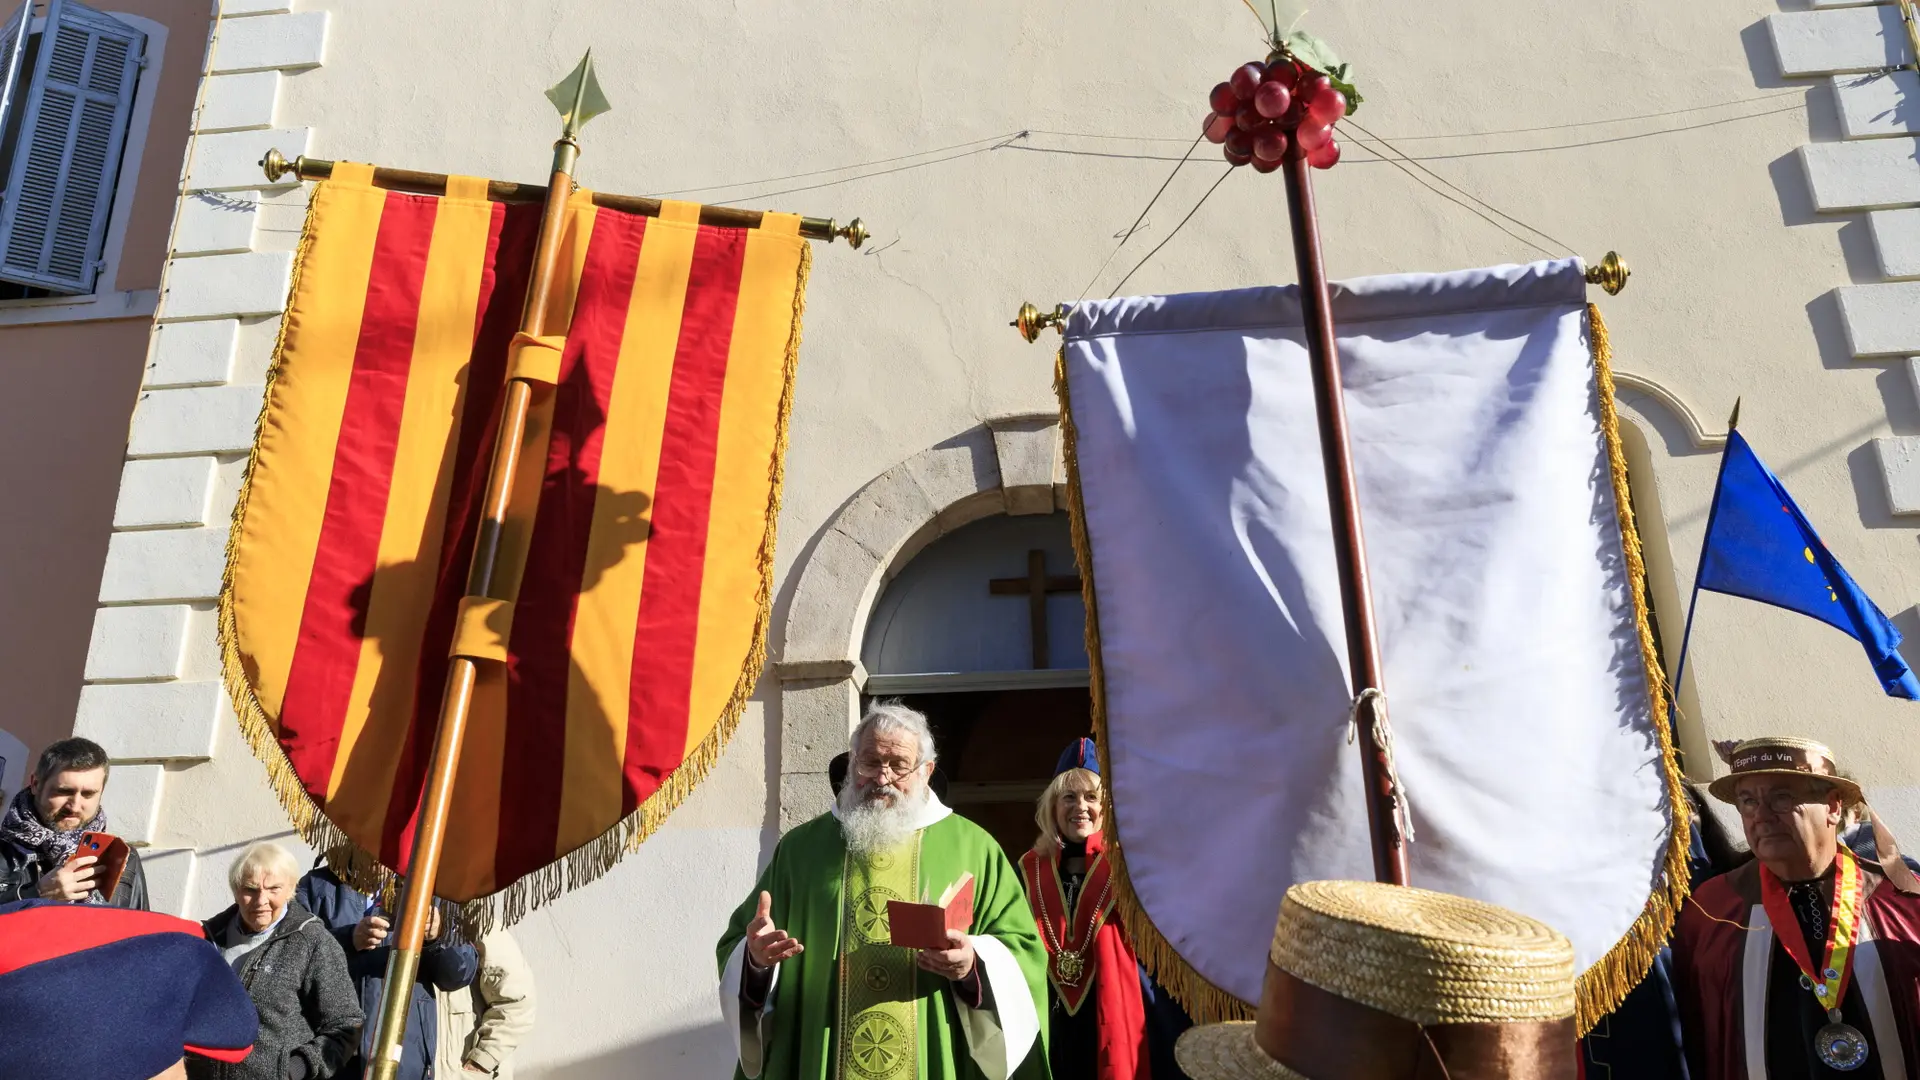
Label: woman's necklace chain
xmin=1037 ymin=853 xmax=1114 ymax=986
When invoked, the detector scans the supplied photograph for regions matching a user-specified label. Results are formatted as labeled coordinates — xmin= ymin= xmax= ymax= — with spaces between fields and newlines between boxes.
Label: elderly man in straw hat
xmin=1174 ymin=880 xmax=1581 ymax=1079
xmin=1674 ymin=736 xmax=1920 ymax=1080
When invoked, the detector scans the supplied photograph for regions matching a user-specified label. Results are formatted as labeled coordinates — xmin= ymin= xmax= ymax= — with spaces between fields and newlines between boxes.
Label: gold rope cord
xmin=217 ymin=189 xmax=811 ymax=933
xmin=1052 ymin=305 xmax=1693 ymax=1032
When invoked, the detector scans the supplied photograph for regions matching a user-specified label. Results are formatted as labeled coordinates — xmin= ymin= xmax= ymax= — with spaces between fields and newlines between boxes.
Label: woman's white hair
xmin=850 ymin=700 xmax=937 ymax=765
xmin=229 ymin=841 xmax=302 ymax=892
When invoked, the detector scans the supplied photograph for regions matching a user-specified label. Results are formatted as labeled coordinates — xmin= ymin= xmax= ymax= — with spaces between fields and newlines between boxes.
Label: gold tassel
xmin=218 ymin=192 xmax=811 ymax=936
xmin=1055 ymin=345 xmax=1255 ymax=1025
xmin=1573 ymin=303 xmax=1693 ymax=1033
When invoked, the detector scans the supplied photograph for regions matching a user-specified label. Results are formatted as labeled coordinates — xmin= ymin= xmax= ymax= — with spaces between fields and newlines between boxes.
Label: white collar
xmin=830 ymin=790 xmax=953 ymax=832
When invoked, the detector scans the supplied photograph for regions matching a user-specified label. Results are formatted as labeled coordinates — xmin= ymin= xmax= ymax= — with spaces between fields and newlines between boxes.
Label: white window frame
xmin=0 ymin=9 xmax=165 ymax=326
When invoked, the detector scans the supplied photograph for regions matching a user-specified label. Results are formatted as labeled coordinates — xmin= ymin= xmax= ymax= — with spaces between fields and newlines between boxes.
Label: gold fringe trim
xmin=216 ymin=193 xmax=811 ymax=935
xmin=1576 ymin=302 xmax=1693 ymax=1034
xmin=1055 ymin=346 xmax=1255 ymax=1025
xmin=217 ymin=183 xmax=359 ymax=891
xmin=1052 ymin=307 xmax=1694 ymax=1033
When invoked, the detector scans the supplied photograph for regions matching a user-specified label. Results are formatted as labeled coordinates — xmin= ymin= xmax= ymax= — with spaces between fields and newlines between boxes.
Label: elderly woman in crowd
xmin=1019 ymin=739 xmax=1190 ymax=1080
xmin=194 ymin=842 xmax=361 ymax=1080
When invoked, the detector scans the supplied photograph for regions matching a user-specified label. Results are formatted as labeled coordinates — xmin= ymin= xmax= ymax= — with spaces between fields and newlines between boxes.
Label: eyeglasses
xmin=1733 ymin=790 xmax=1817 ymax=817
xmin=854 ymin=755 xmax=922 ymax=781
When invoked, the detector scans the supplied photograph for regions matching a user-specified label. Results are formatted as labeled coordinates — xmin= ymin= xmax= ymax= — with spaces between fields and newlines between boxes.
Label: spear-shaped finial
xmin=1728 ymin=397 xmax=1742 ymax=431
xmin=547 ymin=50 xmax=612 ymax=141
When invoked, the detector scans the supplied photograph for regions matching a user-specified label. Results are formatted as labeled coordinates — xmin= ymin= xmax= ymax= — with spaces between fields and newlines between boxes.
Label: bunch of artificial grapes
xmin=1201 ymin=57 xmax=1347 ymax=172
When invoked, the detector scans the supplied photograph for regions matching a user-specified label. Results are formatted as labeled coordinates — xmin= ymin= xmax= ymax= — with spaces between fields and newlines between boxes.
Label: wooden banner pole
xmin=1281 ymin=146 xmax=1411 ymax=887
xmin=360 ymin=68 xmax=590 ymax=1080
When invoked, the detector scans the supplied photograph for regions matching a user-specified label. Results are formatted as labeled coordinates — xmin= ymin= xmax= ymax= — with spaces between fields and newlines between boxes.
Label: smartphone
xmin=73 ymin=831 xmax=129 ymax=899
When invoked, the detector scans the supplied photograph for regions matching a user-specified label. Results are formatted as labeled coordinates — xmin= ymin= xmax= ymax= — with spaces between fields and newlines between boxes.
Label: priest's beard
xmin=838 ymin=776 xmax=929 ymax=859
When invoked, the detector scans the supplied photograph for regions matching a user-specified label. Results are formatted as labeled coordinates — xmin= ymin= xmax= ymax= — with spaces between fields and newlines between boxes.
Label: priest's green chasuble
xmin=718 ymin=809 xmax=1051 ymax=1080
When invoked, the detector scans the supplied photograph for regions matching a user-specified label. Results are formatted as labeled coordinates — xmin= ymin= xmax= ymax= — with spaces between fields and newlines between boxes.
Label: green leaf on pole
xmin=1284 ymin=30 xmax=1362 ymax=114
xmin=1283 ymin=30 xmax=1341 ymax=72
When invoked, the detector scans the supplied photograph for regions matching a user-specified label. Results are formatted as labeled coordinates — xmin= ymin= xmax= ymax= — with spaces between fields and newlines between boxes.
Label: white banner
xmin=1062 ymin=259 xmax=1678 ymax=1015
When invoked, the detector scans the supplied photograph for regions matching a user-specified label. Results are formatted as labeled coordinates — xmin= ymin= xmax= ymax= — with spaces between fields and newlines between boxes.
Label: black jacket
xmin=295 ymin=867 xmax=477 ymax=1080
xmin=192 ymin=902 xmax=363 ymax=1080
xmin=0 ymin=833 xmax=148 ymax=909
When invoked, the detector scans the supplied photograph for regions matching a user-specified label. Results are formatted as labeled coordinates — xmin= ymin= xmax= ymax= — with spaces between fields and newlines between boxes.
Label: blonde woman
xmin=1017 ymin=739 xmax=1191 ymax=1080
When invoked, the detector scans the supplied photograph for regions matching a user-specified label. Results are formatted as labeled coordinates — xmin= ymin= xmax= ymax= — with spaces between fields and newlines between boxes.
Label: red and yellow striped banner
xmin=220 ymin=166 xmax=808 ymax=909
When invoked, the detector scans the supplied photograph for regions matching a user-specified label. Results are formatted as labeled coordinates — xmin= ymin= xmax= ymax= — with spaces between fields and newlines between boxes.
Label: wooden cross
xmin=989 ymin=549 xmax=1082 ymax=668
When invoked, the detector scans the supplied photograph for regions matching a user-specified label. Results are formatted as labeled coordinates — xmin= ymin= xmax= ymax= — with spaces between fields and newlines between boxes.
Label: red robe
xmin=1674 ymin=857 xmax=1920 ymax=1080
xmin=1020 ymin=832 xmax=1151 ymax=1080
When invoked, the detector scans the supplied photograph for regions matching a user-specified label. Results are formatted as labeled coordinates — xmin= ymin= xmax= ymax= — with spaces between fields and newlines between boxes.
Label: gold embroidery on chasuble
xmin=837 ymin=839 xmax=920 ymax=1080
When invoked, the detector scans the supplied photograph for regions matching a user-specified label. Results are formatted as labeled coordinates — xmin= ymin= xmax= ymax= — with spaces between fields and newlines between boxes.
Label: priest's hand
xmin=745 ymin=891 xmax=804 ymax=967
xmin=915 ymin=930 xmax=976 ymax=981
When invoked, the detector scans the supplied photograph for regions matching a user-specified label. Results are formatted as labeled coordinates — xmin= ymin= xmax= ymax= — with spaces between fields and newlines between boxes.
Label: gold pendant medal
xmin=1055 ymin=949 xmax=1085 ymax=986
xmin=1817 ymin=1009 xmax=1871 ymax=1072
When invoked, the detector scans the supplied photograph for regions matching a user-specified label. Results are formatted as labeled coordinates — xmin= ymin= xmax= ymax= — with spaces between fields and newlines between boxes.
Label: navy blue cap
xmin=0 ymin=900 xmax=257 ymax=1080
xmin=1054 ymin=737 xmax=1099 ymax=778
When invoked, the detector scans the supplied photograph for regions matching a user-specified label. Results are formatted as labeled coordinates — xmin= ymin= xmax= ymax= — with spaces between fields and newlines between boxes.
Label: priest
xmin=1674 ymin=736 xmax=1920 ymax=1079
xmin=717 ymin=701 xmax=1049 ymax=1080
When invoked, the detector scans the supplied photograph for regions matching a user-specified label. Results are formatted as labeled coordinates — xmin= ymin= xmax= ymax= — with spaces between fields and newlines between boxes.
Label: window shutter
xmin=0 ymin=0 xmax=144 ymax=295
xmin=0 ymin=0 xmax=30 ymax=141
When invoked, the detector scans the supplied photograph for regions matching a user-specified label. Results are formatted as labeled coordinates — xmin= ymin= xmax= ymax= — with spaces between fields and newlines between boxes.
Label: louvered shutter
xmin=0 ymin=1 xmax=30 ymax=142
xmin=0 ymin=0 xmax=144 ymax=294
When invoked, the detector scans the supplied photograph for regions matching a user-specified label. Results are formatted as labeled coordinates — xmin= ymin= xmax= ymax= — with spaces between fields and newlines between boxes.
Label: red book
xmin=888 ymin=873 xmax=975 ymax=950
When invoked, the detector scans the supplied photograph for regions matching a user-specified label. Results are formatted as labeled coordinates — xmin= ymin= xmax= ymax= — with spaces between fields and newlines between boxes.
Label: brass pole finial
xmin=1728 ymin=397 xmax=1742 ymax=431
xmin=261 ymin=147 xmax=299 ymax=183
xmin=1012 ymin=301 xmax=1068 ymax=343
xmin=1586 ymin=251 xmax=1630 ymax=296
xmin=837 ymin=219 xmax=870 ymax=249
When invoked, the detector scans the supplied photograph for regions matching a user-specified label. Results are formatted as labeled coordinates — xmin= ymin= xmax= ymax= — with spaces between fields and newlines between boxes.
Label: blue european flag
xmin=1694 ymin=430 xmax=1920 ymax=699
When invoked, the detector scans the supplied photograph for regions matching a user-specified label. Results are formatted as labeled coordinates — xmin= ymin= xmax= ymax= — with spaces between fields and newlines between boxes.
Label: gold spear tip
xmin=547 ymin=50 xmax=613 ymax=138
xmin=1728 ymin=397 xmax=1742 ymax=431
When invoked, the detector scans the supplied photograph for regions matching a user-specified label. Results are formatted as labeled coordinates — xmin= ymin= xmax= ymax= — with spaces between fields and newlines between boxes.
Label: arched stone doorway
xmin=773 ymin=413 xmax=1089 ymax=849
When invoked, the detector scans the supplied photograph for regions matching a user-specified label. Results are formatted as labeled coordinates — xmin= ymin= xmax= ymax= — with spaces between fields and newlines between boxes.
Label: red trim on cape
xmin=1021 ymin=830 xmax=1152 ymax=1080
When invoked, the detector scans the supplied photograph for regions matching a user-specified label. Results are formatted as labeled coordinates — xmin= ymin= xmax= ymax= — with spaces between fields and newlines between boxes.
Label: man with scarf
xmin=717 ymin=701 xmax=1049 ymax=1080
xmin=1019 ymin=739 xmax=1190 ymax=1080
xmin=0 ymin=737 xmax=147 ymax=908
xmin=1674 ymin=736 xmax=1920 ymax=1079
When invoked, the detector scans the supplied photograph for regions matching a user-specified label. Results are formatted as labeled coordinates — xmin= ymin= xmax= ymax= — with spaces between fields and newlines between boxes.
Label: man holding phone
xmin=0 ymin=737 xmax=148 ymax=908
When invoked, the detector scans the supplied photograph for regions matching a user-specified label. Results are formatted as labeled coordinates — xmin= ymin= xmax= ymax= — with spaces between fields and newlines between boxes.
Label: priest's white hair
xmin=849 ymin=700 xmax=937 ymax=765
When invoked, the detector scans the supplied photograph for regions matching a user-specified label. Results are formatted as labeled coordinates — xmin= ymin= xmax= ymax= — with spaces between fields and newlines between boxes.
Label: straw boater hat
xmin=1175 ymin=881 xmax=1578 ymax=1080
xmin=1706 ymin=736 xmax=1863 ymax=806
